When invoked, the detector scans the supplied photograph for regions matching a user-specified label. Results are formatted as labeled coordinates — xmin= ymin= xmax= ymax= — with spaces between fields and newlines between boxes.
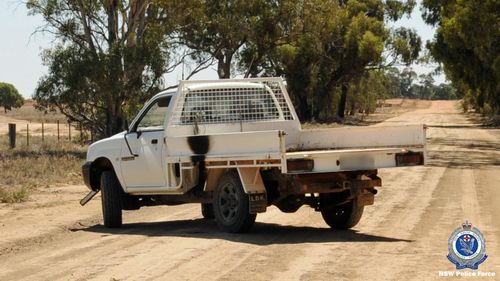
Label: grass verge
xmin=0 ymin=135 xmax=86 ymax=203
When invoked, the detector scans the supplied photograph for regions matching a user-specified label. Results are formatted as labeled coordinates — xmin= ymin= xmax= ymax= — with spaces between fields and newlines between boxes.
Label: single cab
xmin=81 ymin=78 xmax=426 ymax=232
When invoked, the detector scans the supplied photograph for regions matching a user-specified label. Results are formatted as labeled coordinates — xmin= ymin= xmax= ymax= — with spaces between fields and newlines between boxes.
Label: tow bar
xmin=80 ymin=190 xmax=99 ymax=206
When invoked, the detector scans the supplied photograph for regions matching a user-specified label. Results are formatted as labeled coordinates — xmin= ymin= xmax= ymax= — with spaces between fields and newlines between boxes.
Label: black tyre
xmin=101 ymin=171 xmax=123 ymax=228
xmin=213 ymin=172 xmax=256 ymax=233
xmin=201 ymin=203 xmax=215 ymax=219
xmin=321 ymin=200 xmax=364 ymax=230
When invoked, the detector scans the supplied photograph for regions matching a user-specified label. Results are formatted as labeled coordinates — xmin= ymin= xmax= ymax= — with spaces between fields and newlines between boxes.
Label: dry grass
xmin=0 ymin=186 xmax=29 ymax=203
xmin=0 ymin=135 xmax=86 ymax=203
xmin=0 ymin=100 xmax=66 ymax=123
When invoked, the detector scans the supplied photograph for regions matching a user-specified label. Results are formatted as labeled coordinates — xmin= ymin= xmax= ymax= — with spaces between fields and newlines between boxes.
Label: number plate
xmin=248 ymin=193 xmax=267 ymax=214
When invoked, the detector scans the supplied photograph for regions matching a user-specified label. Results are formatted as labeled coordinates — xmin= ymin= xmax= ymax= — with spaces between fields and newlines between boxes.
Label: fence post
xmin=26 ymin=123 xmax=29 ymax=146
xmin=57 ymin=120 xmax=60 ymax=141
xmin=68 ymin=121 xmax=72 ymax=141
xmin=42 ymin=121 xmax=45 ymax=142
xmin=8 ymin=123 xmax=16 ymax=149
xmin=79 ymin=122 xmax=83 ymax=143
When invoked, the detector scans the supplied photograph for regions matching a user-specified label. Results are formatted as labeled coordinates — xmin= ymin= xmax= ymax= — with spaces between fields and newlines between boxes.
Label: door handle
xmin=151 ymin=139 xmax=158 ymax=144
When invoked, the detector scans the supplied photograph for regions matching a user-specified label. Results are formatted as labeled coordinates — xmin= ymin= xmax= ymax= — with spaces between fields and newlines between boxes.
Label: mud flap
xmin=248 ymin=192 xmax=267 ymax=214
xmin=346 ymin=177 xmax=380 ymax=206
xmin=356 ymin=193 xmax=375 ymax=206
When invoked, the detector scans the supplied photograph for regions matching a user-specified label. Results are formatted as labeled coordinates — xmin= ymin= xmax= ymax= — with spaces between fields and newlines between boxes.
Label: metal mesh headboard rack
xmin=170 ymin=78 xmax=296 ymax=126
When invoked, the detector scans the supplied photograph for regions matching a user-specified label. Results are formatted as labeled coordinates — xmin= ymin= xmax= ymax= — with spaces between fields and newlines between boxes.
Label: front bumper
xmin=82 ymin=161 xmax=93 ymax=190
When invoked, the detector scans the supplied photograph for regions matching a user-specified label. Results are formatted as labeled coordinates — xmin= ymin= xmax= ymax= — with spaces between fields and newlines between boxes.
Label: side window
xmin=136 ymin=96 xmax=171 ymax=132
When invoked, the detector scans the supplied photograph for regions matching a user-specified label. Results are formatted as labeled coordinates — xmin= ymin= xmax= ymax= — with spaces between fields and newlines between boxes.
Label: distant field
xmin=0 ymin=100 xmax=66 ymax=123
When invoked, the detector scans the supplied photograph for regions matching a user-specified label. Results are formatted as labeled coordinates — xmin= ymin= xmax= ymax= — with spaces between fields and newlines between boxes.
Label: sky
xmin=0 ymin=0 xmax=444 ymax=99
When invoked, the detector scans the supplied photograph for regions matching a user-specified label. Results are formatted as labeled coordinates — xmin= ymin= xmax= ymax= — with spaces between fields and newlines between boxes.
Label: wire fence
xmin=4 ymin=121 xmax=93 ymax=148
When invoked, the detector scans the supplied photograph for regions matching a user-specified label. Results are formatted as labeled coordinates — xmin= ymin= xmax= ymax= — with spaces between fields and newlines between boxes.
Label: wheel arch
xmin=89 ymin=157 xmax=122 ymax=191
xmin=204 ymin=167 xmax=266 ymax=194
xmin=204 ymin=168 xmax=227 ymax=192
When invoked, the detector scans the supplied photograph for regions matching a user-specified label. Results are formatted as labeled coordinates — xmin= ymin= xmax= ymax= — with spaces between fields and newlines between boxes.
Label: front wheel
xmin=321 ymin=200 xmax=364 ymax=230
xmin=213 ymin=172 xmax=256 ymax=233
xmin=101 ymin=171 xmax=123 ymax=228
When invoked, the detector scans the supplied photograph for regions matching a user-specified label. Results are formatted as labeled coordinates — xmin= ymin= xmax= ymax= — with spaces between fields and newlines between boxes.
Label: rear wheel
xmin=321 ymin=200 xmax=364 ymax=230
xmin=101 ymin=171 xmax=123 ymax=228
xmin=201 ymin=203 xmax=214 ymax=219
xmin=213 ymin=172 xmax=256 ymax=233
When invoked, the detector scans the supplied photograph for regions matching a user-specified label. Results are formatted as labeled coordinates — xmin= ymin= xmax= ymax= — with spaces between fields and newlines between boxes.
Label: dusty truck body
xmin=81 ymin=78 xmax=426 ymax=232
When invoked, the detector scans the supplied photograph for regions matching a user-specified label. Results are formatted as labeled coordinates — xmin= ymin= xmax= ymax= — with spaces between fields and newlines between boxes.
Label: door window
xmin=135 ymin=96 xmax=171 ymax=132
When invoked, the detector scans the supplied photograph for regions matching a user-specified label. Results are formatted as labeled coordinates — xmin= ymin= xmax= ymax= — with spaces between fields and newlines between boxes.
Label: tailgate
xmin=285 ymin=124 xmax=426 ymax=173
xmin=291 ymin=124 xmax=426 ymax=150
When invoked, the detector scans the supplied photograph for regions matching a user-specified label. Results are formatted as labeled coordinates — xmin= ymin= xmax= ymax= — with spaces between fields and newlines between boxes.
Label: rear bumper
xmin=82 ymin=161 xmax=93 ymax=190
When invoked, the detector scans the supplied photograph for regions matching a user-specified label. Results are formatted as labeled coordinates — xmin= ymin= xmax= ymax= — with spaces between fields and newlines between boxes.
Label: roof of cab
xmin=151 ymin=88 xmax=177 ymax=99
xmin=185 ymin=82 xmax=268 ymax=91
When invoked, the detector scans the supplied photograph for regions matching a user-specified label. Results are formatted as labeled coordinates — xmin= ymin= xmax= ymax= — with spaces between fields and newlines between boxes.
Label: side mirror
xmin=124 ymin=132 xmax=139 ymax=157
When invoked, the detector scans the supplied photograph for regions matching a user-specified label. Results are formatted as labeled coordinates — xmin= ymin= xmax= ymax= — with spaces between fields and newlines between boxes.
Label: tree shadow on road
xmin=73 ymin=219 xmax=413 ymax=245
xmin=426 ymin=137 xmax=500 ymax=169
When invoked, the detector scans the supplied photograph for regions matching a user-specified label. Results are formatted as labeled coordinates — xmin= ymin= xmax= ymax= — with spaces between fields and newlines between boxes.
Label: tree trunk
xmin=103 ymin=94 xmax=125 ymax=137
xmin=217 ymin=54 xmax=232 ymax=79
xmin=337 ymin=83 xmax=348 ymax=119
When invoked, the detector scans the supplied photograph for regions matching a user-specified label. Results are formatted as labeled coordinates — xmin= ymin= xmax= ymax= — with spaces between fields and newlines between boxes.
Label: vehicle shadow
xmin=73 ymin=219 xmax=413 ymax=245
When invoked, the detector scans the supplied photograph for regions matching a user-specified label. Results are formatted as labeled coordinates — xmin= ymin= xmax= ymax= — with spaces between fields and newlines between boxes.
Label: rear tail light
xmin=287 ymin=159 xmax=314 ymax=172
xmin=396 ymin=152 xmax=424 ymax=166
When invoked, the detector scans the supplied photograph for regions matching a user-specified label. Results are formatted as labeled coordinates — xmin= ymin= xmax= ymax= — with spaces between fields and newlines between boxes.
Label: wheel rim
xmin=218 ymin=182 xmax=239 ymax=222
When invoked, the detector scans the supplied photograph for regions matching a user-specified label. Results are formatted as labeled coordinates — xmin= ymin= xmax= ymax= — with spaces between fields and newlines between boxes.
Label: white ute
xmin=81 ymin=78 xmax=426 ymax=233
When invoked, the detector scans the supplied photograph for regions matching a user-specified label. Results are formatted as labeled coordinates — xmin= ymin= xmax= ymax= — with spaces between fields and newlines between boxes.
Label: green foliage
xmin=347 ymin=70 xmax=388 ymax=115
xmin=176 ymin=0 xmax=279 ymax=78
xmin=422 ymin=0 xmax=500 ymax=114
xmin=461 ymin=90 xmax=474 ymax=113
xmin=0 ymin=82 xmax=24 ymax=113
xmin=384 ymin=67 xmax=402 ymax=97
xmin=29 ymin=0 xmax=430 ymax=128
xmin=28 ymin=0 xmax=179 ymax=137
xmin=482 ymin=103 xmax=494 ymax=116
xmin=390 ymin=67 xmax=458 ymax=100
xmin=171 ymin=0 xmax=421 ymax=121
xmin=399 ymin=67 xmax=418 ymax=98
xmin=264 ymin=0 xmax=419 ymax=120
xmin=431 ymin=83 xmax=456 ymax=100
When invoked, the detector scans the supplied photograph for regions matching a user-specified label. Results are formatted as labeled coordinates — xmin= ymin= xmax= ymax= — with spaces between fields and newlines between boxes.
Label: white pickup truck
xmin=81 ymin=78 xmax=426 ymax=233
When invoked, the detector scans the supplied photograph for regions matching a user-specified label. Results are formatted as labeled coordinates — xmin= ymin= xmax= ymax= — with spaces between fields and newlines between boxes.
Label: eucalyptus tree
xmin=422 ymin=0 xmax=500 ymax=113
xmin=28 ymin=0 xmax=183 ymax=137
xmin=272 ymin=0 xmax=421 ymax=120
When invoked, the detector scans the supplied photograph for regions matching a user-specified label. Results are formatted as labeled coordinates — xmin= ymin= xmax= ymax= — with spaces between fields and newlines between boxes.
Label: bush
xmin=461 ymin=99 xmax=469 ymax=112
xmin=482 ymin=103 xmax=494 ymax=116
xmin=0 ymin=186 xmax=29 ymax=203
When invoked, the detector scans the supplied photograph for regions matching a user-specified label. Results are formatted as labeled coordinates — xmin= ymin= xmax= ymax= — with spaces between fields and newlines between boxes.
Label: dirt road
xmin=1 ymin=101 xmax=499 ymax=280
